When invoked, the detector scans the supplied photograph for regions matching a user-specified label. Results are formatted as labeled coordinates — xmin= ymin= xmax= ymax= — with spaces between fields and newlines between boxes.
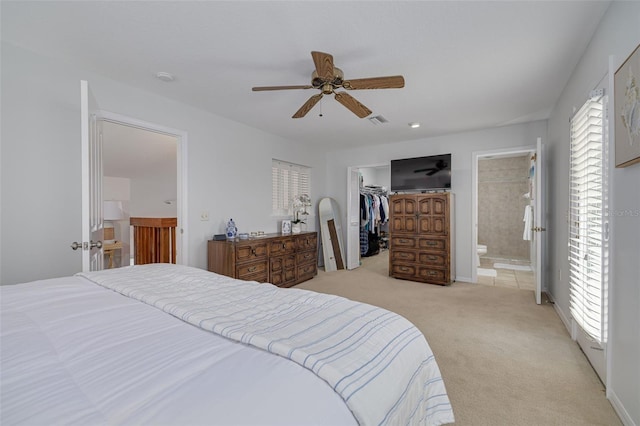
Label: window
xmin=568 ymin=90 xmax=609 ymax=345
xmin=272 ymin=159 xmax=310 ymax=216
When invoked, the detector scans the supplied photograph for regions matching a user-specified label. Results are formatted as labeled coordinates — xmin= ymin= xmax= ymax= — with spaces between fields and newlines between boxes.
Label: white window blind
xmin=272 ymin=159 xmax=310 ymax=216
xmin=568 ymin=91 xmax=608 ymax=344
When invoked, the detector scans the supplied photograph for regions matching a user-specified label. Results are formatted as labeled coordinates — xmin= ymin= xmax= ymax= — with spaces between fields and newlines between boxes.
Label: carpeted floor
xmin=297 ymin=251 xmax=620 ymax=426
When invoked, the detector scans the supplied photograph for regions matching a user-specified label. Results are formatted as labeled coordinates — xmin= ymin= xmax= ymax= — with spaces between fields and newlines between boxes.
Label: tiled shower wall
xmin=478 ymin=155 xmax=531 ymax=260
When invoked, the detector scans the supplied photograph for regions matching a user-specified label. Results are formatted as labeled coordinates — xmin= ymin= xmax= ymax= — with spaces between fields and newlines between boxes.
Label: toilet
xmin=477 ymin=244 xmax=487 ymax=267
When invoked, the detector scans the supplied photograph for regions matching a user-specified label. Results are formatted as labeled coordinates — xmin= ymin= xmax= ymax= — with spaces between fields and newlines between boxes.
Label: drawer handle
xmin=247 ymin=266 xmax=257 ymax=272
xmin=426 ymin=241 xmax=438 ymax=246
xmin=400 ymin=267 xmax=409 ymax=272
xmin=428 ymin=271 xmax=437 ymax=276
xmin=399 ymin=239 xmax=408 ymax=243
xmin=428 ymin=256 xmax=437 ymax=260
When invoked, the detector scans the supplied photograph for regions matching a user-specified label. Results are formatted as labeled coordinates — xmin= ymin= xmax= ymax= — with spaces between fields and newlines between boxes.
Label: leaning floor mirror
xmin=318 ymin=197 xmax=346 ymax=272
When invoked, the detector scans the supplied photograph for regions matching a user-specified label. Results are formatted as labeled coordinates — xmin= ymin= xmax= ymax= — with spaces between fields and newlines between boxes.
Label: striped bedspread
xmin=78 ymin=264 xmax=454 ymax=426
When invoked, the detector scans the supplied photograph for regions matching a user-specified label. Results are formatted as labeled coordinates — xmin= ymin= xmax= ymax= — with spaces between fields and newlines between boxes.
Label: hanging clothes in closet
xmin=360 ymin=186 xmax=389 ymax=257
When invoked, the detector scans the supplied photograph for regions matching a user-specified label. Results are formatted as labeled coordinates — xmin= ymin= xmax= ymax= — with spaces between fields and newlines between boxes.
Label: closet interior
xmin=358 ymin=166 xmax=390 ymax=262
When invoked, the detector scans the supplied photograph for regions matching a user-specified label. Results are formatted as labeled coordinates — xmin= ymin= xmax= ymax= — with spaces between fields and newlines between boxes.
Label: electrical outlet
xmin=200 ymin=211 xmax=209 ymax=221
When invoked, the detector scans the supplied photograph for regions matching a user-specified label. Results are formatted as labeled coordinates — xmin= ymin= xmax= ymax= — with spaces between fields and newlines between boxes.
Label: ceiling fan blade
xmin=334 ymin=92 xmax=372 ymax=118
xmin=311 ymin=51 xmax=335 ymax=81
xmin=292 ymin=94 xmax=323 ymax=118
xmin=252 ymin=85 xmax=313 ymax=91
xmin=343 ymin=75 xmax=405 ymax=90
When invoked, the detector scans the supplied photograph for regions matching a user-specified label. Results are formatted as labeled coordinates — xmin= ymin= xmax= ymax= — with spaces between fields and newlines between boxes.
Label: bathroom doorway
xmin=474 ymin=149 xmax=535 ymax=290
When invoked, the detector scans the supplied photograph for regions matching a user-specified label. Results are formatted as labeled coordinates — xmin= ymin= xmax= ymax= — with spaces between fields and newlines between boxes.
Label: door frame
xmin=471 ymin=145 xmax=537 ymax=286
xmin=99 ymin=110 xmax=189 ymax=265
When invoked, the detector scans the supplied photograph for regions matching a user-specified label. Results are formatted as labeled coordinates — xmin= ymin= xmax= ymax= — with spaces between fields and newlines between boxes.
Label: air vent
xmin=368 ymin=115 xmax=389 ymax=125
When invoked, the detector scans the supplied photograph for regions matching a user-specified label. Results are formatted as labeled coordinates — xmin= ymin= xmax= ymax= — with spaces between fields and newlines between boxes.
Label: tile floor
xmin=477 ymin=256 xmax=535 ymax=290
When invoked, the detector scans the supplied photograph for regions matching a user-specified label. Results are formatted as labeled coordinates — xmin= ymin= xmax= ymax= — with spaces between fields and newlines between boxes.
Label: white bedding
xmin=1 ymin=264 xmax=454 ymax=425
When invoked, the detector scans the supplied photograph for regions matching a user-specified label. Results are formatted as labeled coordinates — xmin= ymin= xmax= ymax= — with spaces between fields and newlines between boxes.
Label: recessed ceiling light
xmin=156 ymin=71 xmax=175 ymax=82
xmin=409 ymin=122 xmax=420 ymax=129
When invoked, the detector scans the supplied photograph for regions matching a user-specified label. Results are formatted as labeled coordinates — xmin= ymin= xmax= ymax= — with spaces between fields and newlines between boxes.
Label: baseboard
xmin=607 ymin=388 xmax=636 ymax=426
xmin=546 ymin=291 xmax=572 ymax=333
xmin=454 ymin=276 xmax=472 ymax=284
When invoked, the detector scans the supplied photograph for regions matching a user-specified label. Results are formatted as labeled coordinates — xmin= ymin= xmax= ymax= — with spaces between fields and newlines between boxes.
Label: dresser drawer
xmin=236 ymin=242 xmax=268 ymax=262
xmin=236 ymin=260 xmax=268 ymax=281
xmin=417 ymin=267 xmax=447 ymax=284
xmin=296 ymin=234 xmax=317 ymax=251
xmin=390 ymin=263 xmax=417 ymax=278
xmin=417 ymin=237 xmax=447 ymax=251
xmin=296 ymin=250 xmax=316 ymax=265
xmin=418 ymin=252 xmax=447 ymax=267
xmin=270 ymin=255 xmax=296 ymax=272
xmin=391 ymin=250 xmax=417 ymax=262
xmin=391 ymin=237 xmax=416 ymax=249
xmin=269 ymin=237 xmax=296 ymax=256
xmin=271 ymin=267 xmax=296 ymax=287
xmin=297 ymin=262 xmax=317 ymax=281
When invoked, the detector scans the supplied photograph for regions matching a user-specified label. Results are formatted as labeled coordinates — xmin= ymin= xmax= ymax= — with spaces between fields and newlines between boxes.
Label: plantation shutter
xmin=568 ymin=90 xmax=608 ymax=344
xmin=272 ymin=159 xmax=310 ymax=216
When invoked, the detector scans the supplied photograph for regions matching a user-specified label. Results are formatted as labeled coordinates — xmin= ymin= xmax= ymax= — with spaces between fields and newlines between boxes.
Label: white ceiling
xmin=102 ymin=121 xmax=177 ymax=179
xmin=2 ymin=1 xmax=611 ymax=150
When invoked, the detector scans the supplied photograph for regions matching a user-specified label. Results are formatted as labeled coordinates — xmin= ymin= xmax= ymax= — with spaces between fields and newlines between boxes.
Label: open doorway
xmin=101 ymin=115 xmax=186 ymax=267
xmin=473 ymin=148 xmax=536 ymax=290
xmin=346 ymin=164 xmax=390 ymax=273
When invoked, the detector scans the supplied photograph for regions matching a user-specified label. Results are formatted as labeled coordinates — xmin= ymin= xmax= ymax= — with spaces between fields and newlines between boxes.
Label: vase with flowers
xmin=291 ymin=194 xmax=311 ymax=233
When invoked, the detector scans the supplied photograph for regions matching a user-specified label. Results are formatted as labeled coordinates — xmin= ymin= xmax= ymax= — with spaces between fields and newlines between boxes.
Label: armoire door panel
xmin=431 ymin=197 xmax=447 ymax=215
xmin=417 ymin=197 xmax=432 ymax=215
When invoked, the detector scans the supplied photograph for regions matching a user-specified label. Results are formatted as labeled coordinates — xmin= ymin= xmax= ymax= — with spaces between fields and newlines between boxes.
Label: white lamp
xmin=104 ymin=200 xmax=124 ymax=244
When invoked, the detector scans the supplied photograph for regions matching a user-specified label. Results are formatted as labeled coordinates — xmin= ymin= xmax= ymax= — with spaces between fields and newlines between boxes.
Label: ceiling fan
xmin=252 ymin=51 xmax=405 ymax=119
xmin=414 ymin=160 xmax=449 ymax=176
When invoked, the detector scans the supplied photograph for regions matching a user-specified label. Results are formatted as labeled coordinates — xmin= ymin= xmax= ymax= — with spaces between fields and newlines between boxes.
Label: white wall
xmin=546 ymin=2 xmax=640 ymax=424
xmin=359 ymin=166 xmax=390 ymax=188
xmin=130 ymin=173 xmax=178 ymax=218
xmin=325 ymin=121 xmax=547 ymax=282
xmin=0 ymin=42 xmax=327 ymax=284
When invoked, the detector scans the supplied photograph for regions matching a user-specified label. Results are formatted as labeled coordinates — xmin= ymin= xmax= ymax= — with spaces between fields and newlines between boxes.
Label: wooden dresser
xmin=207 ymin=232 xmax=318 ymax=287
xmin=388 ymin=193 xmax=455 ymax=285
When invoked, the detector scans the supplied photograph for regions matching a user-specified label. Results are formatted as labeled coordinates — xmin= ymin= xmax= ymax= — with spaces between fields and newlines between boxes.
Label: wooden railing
xmin=130 ymin=217 xmax=177 ymax=264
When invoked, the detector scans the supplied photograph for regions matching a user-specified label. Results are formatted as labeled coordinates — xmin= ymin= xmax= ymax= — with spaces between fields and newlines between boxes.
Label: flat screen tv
xmin=390 ymin=154 xmax=452 ymax=192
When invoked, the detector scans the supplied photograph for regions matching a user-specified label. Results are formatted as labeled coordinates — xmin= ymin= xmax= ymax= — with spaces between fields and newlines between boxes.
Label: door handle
xmin=71 ymin=241 xmax=102 ymax=250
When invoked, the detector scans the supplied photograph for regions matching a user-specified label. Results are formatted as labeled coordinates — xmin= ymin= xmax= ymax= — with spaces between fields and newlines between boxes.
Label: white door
xmin=532 ymin=137 xmax=546 ymax=304
xmin=346 ymin=167 xmax=361 ymax=269
xmin=80 ymin=80 xmax=104 ymax=271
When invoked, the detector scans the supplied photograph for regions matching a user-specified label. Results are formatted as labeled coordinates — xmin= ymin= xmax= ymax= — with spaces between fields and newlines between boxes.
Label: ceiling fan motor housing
xmin=312 ymin=67 xmax=344 ymax=92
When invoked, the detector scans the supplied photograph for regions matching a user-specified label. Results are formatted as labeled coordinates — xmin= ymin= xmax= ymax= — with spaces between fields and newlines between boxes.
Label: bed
xmin=1 ymin=264 xmax=454 ymax=425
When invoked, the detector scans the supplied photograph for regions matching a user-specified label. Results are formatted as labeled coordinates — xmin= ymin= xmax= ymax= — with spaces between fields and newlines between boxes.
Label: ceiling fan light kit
xmin=252 ymin=51 xmax=405 ymax=119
